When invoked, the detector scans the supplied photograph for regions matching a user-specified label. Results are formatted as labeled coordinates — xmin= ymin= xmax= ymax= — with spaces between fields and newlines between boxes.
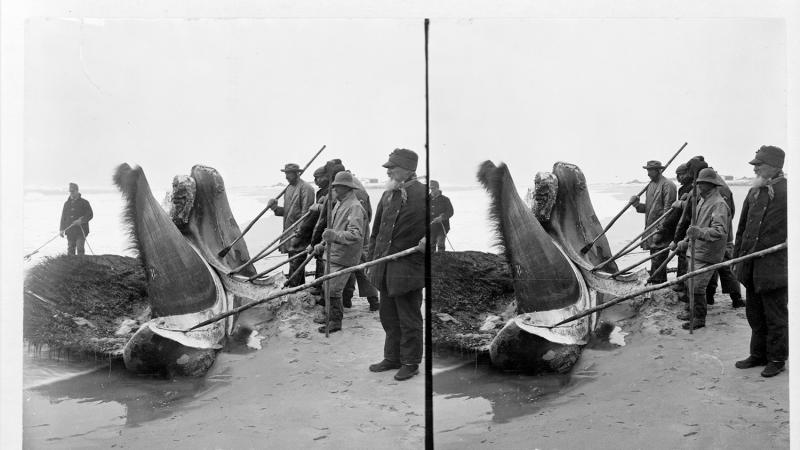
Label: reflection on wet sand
xmin=23 ymin=359 xmax=231 ymax=446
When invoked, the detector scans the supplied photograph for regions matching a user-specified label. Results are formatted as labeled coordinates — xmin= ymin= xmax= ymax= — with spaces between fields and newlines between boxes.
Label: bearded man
xmin=367 ymin=148 xmax=426 ymax=381
xmin=733 ymin=146 xmax=788 ymax=378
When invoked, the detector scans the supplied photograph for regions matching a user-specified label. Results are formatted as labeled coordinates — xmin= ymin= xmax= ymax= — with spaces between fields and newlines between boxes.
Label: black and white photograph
xmin=2 ymin=2 xmax=797 ymax=449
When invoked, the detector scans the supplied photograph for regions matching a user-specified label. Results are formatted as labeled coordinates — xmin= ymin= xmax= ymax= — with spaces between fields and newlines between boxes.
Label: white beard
xmin=384 ymin=178 xmax=401 ymax=191
xmin=752 ymin=176 xmax=769 ymax=188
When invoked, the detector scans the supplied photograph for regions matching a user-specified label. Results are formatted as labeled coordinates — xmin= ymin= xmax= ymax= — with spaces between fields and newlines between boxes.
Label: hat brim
xmin=332 ymin=182 xmax=357 ymax=189
xmin=643 ymin=166 xmax=665 ymax=170
xmin=382 ymin=161 xmax=395 ymax=169
xmin=280 ymin=169 xmax=301 ymax=173
xmin=748 ymin=158 xmax=762 ymax=165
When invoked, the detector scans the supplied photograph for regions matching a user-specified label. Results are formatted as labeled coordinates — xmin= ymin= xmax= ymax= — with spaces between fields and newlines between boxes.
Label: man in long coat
xmin=630 ymin=160 xmax=677 ymax=283
xmin=311 ymin=171 xmax=367 ymax=333
xmin=733 ymin=146 xmax=788 ymax=378
xmin=60 ymin=182 xmax=94 ymax=255
xmin=367 ymin=148 xmax=426 ymax=381
xmin=429 ymin=180 xmax=454 ymax=253
xmin=268 ymin=163 xmax=315 ymax=287
xmin=673 ymin=168 xmax=731 ymax=330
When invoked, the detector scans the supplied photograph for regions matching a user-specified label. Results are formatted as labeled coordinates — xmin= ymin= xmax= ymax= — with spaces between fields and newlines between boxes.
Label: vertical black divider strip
xmin=423 ymin=17 xmax=433 ymax=450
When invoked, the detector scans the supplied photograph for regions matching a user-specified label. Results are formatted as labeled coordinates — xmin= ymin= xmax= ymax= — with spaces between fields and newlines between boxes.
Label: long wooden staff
xmin=688 ymin=182 xmax=699 ymax=334
xmin=324 ymin=195 xmax=333 ymax=338
xmin=581 ymin=142 xmax=688 ymax=254
xmin=228 ymin=210 xmax=313 ymax=275
xmin=591 ymin=211 xmax=669 ymax=271
xmin=218 ymin=144 xmax=326 ymax=257
xmin=647 ymin=248 xmax=679 ymax=283
xmin=186 ymin=246 xmax=421 ymax=331
xmin=284 ymin=253 xmax=316 ymax=288
xmin=547 ymin=242 xmax=787 ymax=328
xmin=246 ymin=251 xmax=308 ymax=282
xmin=23 ymin=223 xmax=78 ymax=261
xmin=609 ymin=246 xmax=671 ymax=278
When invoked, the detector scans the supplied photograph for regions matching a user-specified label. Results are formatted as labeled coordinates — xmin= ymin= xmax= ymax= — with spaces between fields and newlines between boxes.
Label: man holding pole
xmin=733 ymin=146 xmax=788 ymax=378
xmin=311 ymin=171 xmax=367 ymax=333
xmin=267 ymin=163 xmax=316 ymax=287
xmin=368 ymin=148 xmax=426 ymax=381
xmin=60 ymin=182 xmax=94 ymax=256
xmin=672 ymin=168 xmax=731 ymax=330
xmin=429 ymin=180 xmax=454 ymax=253
xmin=630 ymin=160 xmax=677 ymax=284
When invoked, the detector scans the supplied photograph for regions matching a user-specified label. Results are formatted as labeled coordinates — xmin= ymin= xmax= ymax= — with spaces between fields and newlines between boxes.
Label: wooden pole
xmin=284 ymin=253 xmax=316 ymax=288
xmin=186 ymin=246 xmax=421 ymax=331
xmin=548 ymin=242 xmax=786 ymax=328
xmin=688 ymin=182 xmax=699 ymax=334
xmin=218 ymin=145 xmax=326 ymax=257
xmin=592 ymin=217 xmax=666 ymax=272
xmin=228 ymin=210 xmax=312 ymax=275
xmin=581 ymin=142 xmax=688 ymax=254
xmin=246 ymin=251 xmax=308 ymax=282
xmin=609 ymin=245 xmax=671 ymax=278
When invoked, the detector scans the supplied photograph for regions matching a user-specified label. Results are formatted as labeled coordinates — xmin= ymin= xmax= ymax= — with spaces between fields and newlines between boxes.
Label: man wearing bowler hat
xmin=672 ymin=168 xmax=731 ymax=330
xmin=733 ymin=145 xmax=788 ymax=377
xmin=367 ymin=148 xmax=426 ymax=381
xmin=630 ymin=160 xmax=677 ymax=284
xmin=267 ymin=163 xmax=315 ymax=287
xmin=311 ymin=171 xmax=367 ymax=333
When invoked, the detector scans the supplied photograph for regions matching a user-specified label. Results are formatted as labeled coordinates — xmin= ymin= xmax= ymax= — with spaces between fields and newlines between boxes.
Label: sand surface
xmin=24 ymin=293 xmax=425 ymax=449
xmin=433 ymin=290 xmax=789 ymax=449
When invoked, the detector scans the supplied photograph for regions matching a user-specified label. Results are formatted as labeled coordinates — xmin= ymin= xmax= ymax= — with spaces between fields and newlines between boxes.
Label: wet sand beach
xmin=24 ymin=294 xmax=425 ymax=449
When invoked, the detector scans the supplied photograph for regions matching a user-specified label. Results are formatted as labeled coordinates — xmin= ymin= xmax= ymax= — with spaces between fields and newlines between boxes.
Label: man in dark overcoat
xmin=733 ymin=146 xmax=788 ymax=378
xmin=367 ymin=148 xmax=426 ymax=381
xmin=60 ymin=182 xmax=94 ymax=255
xmin=630 ymin=160 xmax=677 ymax=283
xmin=429 ymin=180 xmax=454 ymax=253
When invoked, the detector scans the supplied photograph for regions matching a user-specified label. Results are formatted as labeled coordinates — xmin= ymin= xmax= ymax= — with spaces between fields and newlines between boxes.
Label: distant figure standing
xmin=368 ymin=148 xmax=426 ymax=381
xmin=267 ymin=163 xmax=315 ymax=287
xmin=429 ymin=180 xmax=454 ymax=253
xmin=60 ymin=183 xmax=93 ymax=256
xmin=630 ymin=160 xmax=677 ymax=283
xmin=733 ymin=146 xmax=787 ymax=378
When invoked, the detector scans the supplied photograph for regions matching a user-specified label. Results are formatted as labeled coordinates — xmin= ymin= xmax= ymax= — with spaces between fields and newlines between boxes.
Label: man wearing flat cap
xmin=311 ymin=171 xmax=368 ymax=333
xmin=368 ymin=148 xmax=426 ymax=381
xmin=267 ymin=163 xmax=315 ymax=287
xmin=630 ymin=160 xmax=677 ymax=283
xmin=733 ymin=145 xmax=788 ymax=378
xmin=59 ymin=182 xmax=94 ymax=255
xmin=672 ymin=168 xmax=731 ymax=330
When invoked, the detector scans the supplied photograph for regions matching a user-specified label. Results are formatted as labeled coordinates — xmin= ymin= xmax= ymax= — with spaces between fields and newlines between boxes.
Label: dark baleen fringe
xmin=476 ymin=160 xmax=582 ymax=313
xmin=113 ymin=163 xmax=142 ymax=258
xmin=476 ymin=160 xmax=512 ymax=263
xmin=112 ymin=162 xmax=217 ymax=317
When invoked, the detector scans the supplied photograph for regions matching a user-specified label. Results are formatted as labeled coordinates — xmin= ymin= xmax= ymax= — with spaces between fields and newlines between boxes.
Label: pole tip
xmin=218 ymin=246 xmax=231 ymax=257
xmin=580 ymin=243 xmax=592 ymax=254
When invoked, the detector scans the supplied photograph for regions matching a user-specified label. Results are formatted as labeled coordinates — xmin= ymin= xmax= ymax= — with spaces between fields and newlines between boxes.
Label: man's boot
xmin=367 ymin=296 xmax=379 ymax=311
xmin=369 ymin=359 xmax=401 ymax=372
xmin=761 ymin=361 xmax=785 ymax=377
xmin=735 ymin=355 xmax=767 ymax=369
xmin=731 ymin=294 xmax=745 ymax=309
xmin=394 ymin=364 xmax=419 ymax=381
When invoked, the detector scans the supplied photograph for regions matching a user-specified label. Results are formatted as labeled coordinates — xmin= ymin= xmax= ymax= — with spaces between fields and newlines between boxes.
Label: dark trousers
xmin=705 ymin=250 xmax=742 ymax=301
xmin=67 ymin=235 xmax=86 ymax=256
xmin=379 ymin=289 xmax=423 ymax=365
xmin=686 ymin=261 xmax=715 ymax=321
xmin=745 ymin=287 xmax=788 ymax=362
xmin=431 ymin=223 xmax=447 ymax=253
xmin=343 ymin=269 xmax=379 ymax=303
xmin=649 ymin=248 xmax=669 ymax=283
xmin=285 ymin=251 xmax=305 ymax=287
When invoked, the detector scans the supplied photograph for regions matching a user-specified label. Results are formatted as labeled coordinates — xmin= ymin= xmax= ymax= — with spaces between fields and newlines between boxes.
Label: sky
xmin=429 ymin=18 xmax=788 ymax=186
xmin=24 ymin=19 xmax=426 ymax=191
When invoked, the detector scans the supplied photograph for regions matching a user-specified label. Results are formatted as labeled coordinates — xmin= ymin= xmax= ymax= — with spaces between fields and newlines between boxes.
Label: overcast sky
xmin=24 ymin=19 xmax=426 ymax=191
xmin=429 ymin=18 xmax=787 ymax=186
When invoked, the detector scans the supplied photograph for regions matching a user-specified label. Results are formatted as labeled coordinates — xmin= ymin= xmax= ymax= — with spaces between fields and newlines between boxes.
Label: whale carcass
xmin=433 ymin=161 xmax=645 ymax=374
xmin=114 ymin=164 xmax=280 ymax=376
